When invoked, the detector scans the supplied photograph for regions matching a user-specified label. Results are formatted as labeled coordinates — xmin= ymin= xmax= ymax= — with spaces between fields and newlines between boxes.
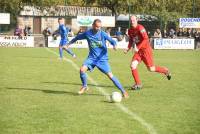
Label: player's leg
xmin=107 ymin=72 xmax=129 ymax=98
xmin=148 ymin=66 xmax=171 ymax=80
xmin=58 ymin=45 xmax=63 ymax=59
xmin=97 ymin=61 xmax=129 ymax=98
xmin=131 ymin=53 xmax=142 ymax=90
xmin=59 ymin=40 xmax=65 ymax=59
xmin=62 ymin=41 xmax=76 ymax=58
xmin=79 ymin=65 xmax=89 ymax=94
xmin=78 ymin=59 xmax=95 ymax=94
xmin=143 ymin=47 xmax=171 ymax=80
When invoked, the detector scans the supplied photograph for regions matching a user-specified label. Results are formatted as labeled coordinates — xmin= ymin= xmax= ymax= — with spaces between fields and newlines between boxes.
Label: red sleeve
xmin=128 ymin=29 xmax=133 ymax=49
xmin=136 ymin=25 xmax=149 ymax=50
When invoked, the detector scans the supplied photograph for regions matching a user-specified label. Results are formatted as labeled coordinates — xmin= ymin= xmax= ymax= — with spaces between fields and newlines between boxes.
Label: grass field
xmin=0 ymin=47 xmax=200 ymax=134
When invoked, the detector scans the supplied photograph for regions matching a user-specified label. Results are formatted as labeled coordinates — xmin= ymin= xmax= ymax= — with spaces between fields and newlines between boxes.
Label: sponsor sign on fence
xmin=0 ymin=13 xmax=10 ymax=24
xmin=179 ymin=18 xmax=200 ymax=28
xmin=0 ymin=36 xmax=34 ymax=47
xmin=77 ymin=16 xmax=115 ymax=27
xmin=154 ymin=38 xmax=195 ymax=49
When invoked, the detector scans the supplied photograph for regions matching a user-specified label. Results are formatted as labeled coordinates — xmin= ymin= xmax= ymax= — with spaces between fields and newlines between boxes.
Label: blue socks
xmin=111 ymin=76 xmax=125 ymax=93
xmin=80 ymin=71 xmax=87 ymax=87
xmin=80 ymin=71 xmax=125 ymax=93
xmin=64 ymin=48 xmax=75 ymax=57
xmin=59 ymin=47 xmax=63 ymax=58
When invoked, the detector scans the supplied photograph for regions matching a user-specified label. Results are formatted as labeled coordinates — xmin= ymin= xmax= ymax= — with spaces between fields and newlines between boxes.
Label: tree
xmin=83 ymin=0 xmax=129 ymax=16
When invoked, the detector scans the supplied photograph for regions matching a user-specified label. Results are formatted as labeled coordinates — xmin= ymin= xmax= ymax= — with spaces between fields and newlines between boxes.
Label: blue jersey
xmin=69 ymin=29 xmax=116 ymax=61
xmin=59 ymin=24 xmax=69 ymax=41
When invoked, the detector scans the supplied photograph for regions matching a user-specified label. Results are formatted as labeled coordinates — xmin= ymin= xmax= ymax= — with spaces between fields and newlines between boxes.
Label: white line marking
xmin=45 ymin=48 xmax=157 ymax=134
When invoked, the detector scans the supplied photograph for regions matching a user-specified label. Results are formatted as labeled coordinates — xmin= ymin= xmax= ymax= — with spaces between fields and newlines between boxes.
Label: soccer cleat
xmin=78 ymin=86 xmax=89 ymax=95
xmin=166 ymin=71 xmax=171 ymax=80
xmin=123 ymin=91 xmax=129 ymax=98
xmin=72 ymin=54 xmax=76 ymax=59
xmin=131 ymin=84 xmax=142 ymax=90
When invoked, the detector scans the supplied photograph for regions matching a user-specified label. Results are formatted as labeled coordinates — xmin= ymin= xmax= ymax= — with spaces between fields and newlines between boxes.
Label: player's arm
xmin=136 ymin=26 xmax=149 ymax=50
xmin=103 ymin=31 xmax=117 ymax=50
xmin=124 ymin=30 xmax=133 ymax=54
xmin=68 ymin=32 xmax=86 ymax=45
xmin=52 ymin=29 xmax=59 ymax=36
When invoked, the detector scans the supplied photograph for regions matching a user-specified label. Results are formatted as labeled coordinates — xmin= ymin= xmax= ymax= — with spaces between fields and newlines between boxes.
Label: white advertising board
xmin=0 ymin=13 xmax=10 ymax=24
xmin=154 ymin=38 xmax=194 ymax=49
xmin=179 ymin=18 xmax=200 ymax=28
xmin=0 ymin=36 xmax=34 ymax=47
xmin=77 ymin=16 xmax=115 ymax=27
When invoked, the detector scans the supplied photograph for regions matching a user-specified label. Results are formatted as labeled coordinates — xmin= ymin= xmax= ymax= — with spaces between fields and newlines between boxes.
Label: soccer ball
xmin=111 ymin=92 xmax=122 ymax=103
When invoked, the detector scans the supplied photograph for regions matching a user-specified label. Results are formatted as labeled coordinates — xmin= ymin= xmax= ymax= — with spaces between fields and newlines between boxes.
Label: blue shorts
xmin=83 ymin=58 xmax=111 ymax=74
xmin=59 ymin=39 xmax=68 ymax=46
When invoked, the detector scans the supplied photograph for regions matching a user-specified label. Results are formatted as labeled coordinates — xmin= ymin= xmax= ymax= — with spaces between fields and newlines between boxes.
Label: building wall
xmin=17 ymin=16 xmax=81 ymax=34
xmin=41 ymin=17 xmax=58 ymax=33
xmin=17 ymin=16 xmax=33 ymax=30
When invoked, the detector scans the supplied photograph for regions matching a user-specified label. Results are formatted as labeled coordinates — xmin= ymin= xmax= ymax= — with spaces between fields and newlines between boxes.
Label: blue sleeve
xmin=62 ymin=25 xmax=67 ymax=35
xmin=69 ymin=32 xmax=86 ymax=44
xmin=66 ymin=27 xmax=69 ymax=33
xmin=102 ymin=31 xmax=116 ymax=46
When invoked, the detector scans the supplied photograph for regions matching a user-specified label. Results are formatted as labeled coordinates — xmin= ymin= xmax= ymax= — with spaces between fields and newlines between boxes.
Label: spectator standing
xmin=27 ymin=26 xmax=32 ymax=36
xmin=14 ymin=25 xmax=23 ymax=37
xmin=115 ymin=27 xmax=123 ymax=41
xmin=153 ymin=28 xmax=162 ymax=38
xmin=186 ymin=29 xmax=192 ymax=38
xmin=24 ymin=26 xmax=32 ymax=36
xmin=43 ymin=27 xmax=52 ymax=47
xmin=177 ymin=28 xmax=184 ymax=37
xmin=169 ymin=28 xmax=176 ymax=38
xmin=24 ymin=26 xmax=28 ymax=36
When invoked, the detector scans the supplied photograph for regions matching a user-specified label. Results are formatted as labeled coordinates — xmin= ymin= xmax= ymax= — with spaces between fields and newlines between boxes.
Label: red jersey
xmin=128 ymin=24 xmax=150 ymax=50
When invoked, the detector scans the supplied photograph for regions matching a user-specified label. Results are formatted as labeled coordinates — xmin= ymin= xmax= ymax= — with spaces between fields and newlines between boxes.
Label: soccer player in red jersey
xmin=124 ymin=15 xmax=171 ymax=90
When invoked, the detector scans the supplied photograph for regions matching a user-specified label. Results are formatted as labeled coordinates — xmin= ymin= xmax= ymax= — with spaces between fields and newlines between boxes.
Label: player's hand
xmin=123 ymin=49 xmax=129 ymax=54
xmin=134 ymin=46 xmax=139 ymax=52
xmin=113 ymin=45 xmax=117 ymax=51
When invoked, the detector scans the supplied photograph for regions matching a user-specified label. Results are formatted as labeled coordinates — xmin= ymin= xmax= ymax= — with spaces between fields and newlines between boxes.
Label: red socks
xmin=155 ymin=66 xmax=168 ymax=75
xmin=131 ymin=69 xmax=141 ymax=85
xmin=131 ymin=66 xmax=168 ymax=85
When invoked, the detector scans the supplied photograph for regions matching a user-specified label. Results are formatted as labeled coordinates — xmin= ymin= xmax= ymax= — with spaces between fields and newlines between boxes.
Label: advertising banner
xmin=179 ymin=18 xmax=200 ymax=28
xmin=0 ymin=13 xmax=10 ymax=24
xmin=154 ymin=38 xmax=194 ymax=49
xmin=77 ymin=16 xmax=115 ymax=27
xmin=0 ymin=36 xmax=34 ymax=47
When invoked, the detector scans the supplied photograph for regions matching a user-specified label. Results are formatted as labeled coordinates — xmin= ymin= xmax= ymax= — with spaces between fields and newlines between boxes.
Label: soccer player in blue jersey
xmin=58 ymin=18 xmax=76 ymax=59
xmin=66 ymin=19 xmax=129 ymax=98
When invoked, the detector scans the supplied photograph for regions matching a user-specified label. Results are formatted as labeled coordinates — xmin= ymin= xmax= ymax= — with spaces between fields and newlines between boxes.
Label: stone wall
xmin=17 ymin=16 xmax=33 ymax=31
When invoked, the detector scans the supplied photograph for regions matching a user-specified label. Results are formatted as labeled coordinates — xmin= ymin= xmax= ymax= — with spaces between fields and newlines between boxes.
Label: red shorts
xmin=132 ymin=47 xmax=154 ymax=67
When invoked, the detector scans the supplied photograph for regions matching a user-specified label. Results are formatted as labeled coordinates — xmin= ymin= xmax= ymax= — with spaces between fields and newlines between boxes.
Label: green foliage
xmin=82 ymin=0 xmax=197 ymax=28
xmin=0 ymin=0 xmax=198 ymax=30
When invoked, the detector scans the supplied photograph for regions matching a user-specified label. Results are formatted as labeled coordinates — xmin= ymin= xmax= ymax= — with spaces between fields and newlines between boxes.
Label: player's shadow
xmin=42 ymin=81 xmax=131 ymax=89
xmin=5 ymin=87 xmax=102 ymax=96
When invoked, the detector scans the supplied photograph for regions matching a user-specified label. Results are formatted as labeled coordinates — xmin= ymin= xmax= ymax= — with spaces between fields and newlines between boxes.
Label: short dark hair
xmin=58 ymin=17 xmax=64 ymax=21
xmin=92 ymin=19 xmax=101 ymax=25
